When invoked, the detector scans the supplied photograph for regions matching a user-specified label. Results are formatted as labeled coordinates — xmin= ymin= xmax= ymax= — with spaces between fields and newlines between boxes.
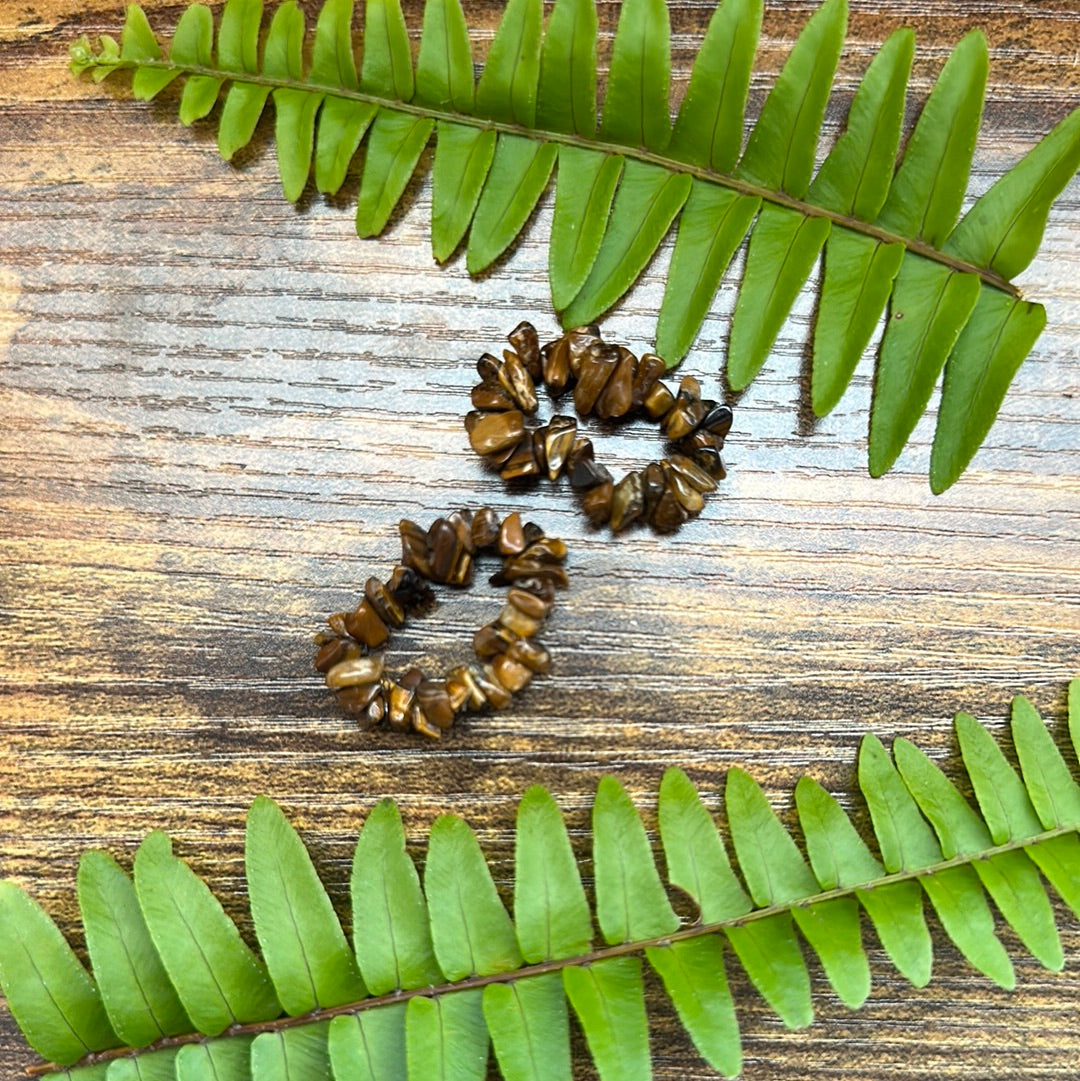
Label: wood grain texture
xmin=0 ymin=0 xmax=1078 ymax=1077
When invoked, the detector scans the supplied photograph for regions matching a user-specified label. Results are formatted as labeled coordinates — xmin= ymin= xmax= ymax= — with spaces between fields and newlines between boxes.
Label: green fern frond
xmin=2 ymin=681 xmax=1078 ymax=1079
xmin=68 ymin=0 xmax=1080 ymax=491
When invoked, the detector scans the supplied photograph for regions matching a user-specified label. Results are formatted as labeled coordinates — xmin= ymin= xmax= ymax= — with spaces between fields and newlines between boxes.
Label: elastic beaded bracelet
xmin=314 ymin=508 xmax=568 ymax=738
xmin=464 ymin=322 xmax=732 ymax=533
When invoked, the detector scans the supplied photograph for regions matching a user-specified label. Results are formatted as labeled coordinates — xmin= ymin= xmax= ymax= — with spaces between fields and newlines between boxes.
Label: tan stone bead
xmin=581 ymin=479 xmax=614 ymax=525
xmin=416 ymin=680 xmax=456 ymax=728
xmin=428 ymin=517 xmax=463 ymax=583
xmin=520 ymin=537 xmax=568 ymax=564
xmin=544 ymin=416 xmax=577 ymax=480
xmin=474 ymin=623 xmax=519 ymax=659
xmin=498 ymin=511 xmax=526 ymax=555
xmin=541 ymin=334 xmax=572 ymax=395
xmin=468 ymin=409 xmax=525 ymax=455
xmin=476 ymin=664 xmax=514 ymax=708
xmin=344 ymin=600 xmax=390 ymax=649
xmin=492 ymin=653 xmax=533 ymax=693
xmin=448 ymin=664 xmax=489 ymax=711
xmin=610 ymin=471 xmax=645 ymax=532
xmin=387 ymin=682 xmax=416 ymax=730
xmin=595 ymin=346 xmax=637 ymax=419
xmin=508 ymin=587 xmax=552 ymax=620
xmin=446 ymin=678 xmax=471 ymax=712
xmin=508 ymin=320 xmax=542 ymax=379
xmin=471 ymin=380 xmax=515 ymax=411
xmin=410 ymin=705 xmax=442 ymax=739
xmin=365 ymin=576 xmax=406 ymax=628
xmin=506 ymin=638 xmax=552 ymax=674
xmin=631 ymin=353 xmax=667 ymax=410
xmin=500 ymin=558 xmax=571 ymax=588
xmin=315 ymin=636 xmax=361 ymax=673
xmin=651 ymin=483 xmax=689 ymax=533
xmin=399 ymin=519 xmax=434 ymax=579
xmin=325 ymin=654 xmax=386 ymax=689
xmin=498 ymin=349 xmax=539 ymax=413
xmin=476 ymin=352 xmax=503 ymax=380
xmin=667 ymin=465 xmax=705 ymax=515
xmin=471 ymin=506 xmax=501 ymax=549
xmin=500 ymin=436 xmax=541 ymax=481
xmin=643 ymin=381 xmax=676 ymax=420
xmin=499 ymin=603 xmax=541 ymax=638
xmin=565 ymin=326 xmax=603 ymax=377
xmin=663 ymin=397 xmax=706 ymax=441
xmin=358 ymin=696 xmax=386 ymax=730
xmin=668 ymin=453 xmax=718 ymax=492
xmin=573 ymin=344 xmax=618 ymax=415
xmin=337 ymin=682 xmax=382 ymax=714
xmin=447 ymin=510 xmax=477 ymax=554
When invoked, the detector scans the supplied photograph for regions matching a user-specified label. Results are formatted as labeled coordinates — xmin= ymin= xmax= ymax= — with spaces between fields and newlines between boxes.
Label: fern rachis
xmin=1 ymin=681 xmax=1078 ymax=1079
xmin=68 ymin=0 xmax=1080 ymax=492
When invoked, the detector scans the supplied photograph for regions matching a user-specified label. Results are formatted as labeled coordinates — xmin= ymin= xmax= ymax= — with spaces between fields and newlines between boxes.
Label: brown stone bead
xmin=468 ymin=409 xmax=525 ymax=456
xmin=498 ymin=511 xmax=526 ymax=555
xmin=471 ymin=506 xmax=501 ymax=549
xmin=446 ymin=678 xmax=471 ymax=712
xmin=631 ymin=353 xmax=667 ymax=410
xmin=508 ymin=320 xmax=543 ymax=379
xmin=326 ymin=612 xmax=349 ymax=637
xmin=474 ymin=622 xmax=519 ymax=659
xmin=507 ymin=637 xmax=552 ymax=674
xmin=541 ymin=334 xmax=573 ymax=395
xmin=498 ymin=349 xmax=539 ymax=413
xmin=399 ymin=519 xmax=434 ymax=579
xmin=326 ymin=654 xmax=386 ymax=689
xmin=531 ymin=428 xmax=548 ymax=477
xmin=689 ymin=445 xmax=726 ymax=479
xmin=522 ymin=521 xmax=546 ymax=547
xmin=476 ymin=352 xmax=503 ymax=381
xmin=359 ymin=697 xmax=386 ymax=730
xmin=410 ymin=705 xmax=442 ymax=740
xmin=344 ymin=601 xmax=390 ymax=649
xmin=565 ymin=436 xmax=595 ymax=475
xmin=573 ymin=344 xmax=618 ymax=415
xmin=699 ymin=402 xmax=734 ymax=440
xmin=544 ymin=416 xmax=577 ymax=480
xmin=643 ymin=381 xmax=676 ymax=420
xmin=416 ymin=680 xmax=456 ymax=728
xmin=336 ymin=681 xmax=382 ymax=714
xmin=651 ymin=483 xmax=689 ymax=533
xmin=315 ymin=636 xmax=361 ymax=673
xmin=595 ymin=346 xmax=637 ymax=419
xmin=610 ymin=470 xmax=645 ymax=532
xmin=642 ymin=461 xmax=667 ymax=519
xmin=668 ymin=453 xmax=718 ymax=492
xmin=570 ymin=456 xmax=612 ymax=491
xmin=565 ymin=326 xmax=603 ymax=378
xmin=400 ymin=666 xmax=426 ymax=692
xmin=663 ymin=397 xmax=706 ymax=441
xmin=498 ymin=603 xmax=541 ymax=638
xmin=497 ymin=558 xmax=571 ymax=588
xmin=581 ymin=479 xmax=614 ymax=526
xmin=508 ymin=587 xmax=552 ymax=620
xmin=387 ymin=564 xmax=435 ymax=614
xmin=426 ymin=518 xmax=462 ymax=584
xmin=448 ymin=664 xmax=489 ymax=711
xmin=446 ymin=550 xmax=473 ymax=587
xmin=520 ymin=537 xmax=568 ymax=564
xmin=463 ymin=409 xmax=483 ymax=434
xmin=447 ymin=510 xmax=477 ymax=555
xmin=471 ymin=380 xmax=515 ymax=411
xmin=510 ymin=576 xmax=557 ymax=603
xmin=473 ymin=663 xmax=513 ymax=708
xmin=667 ymin=466 xmax=705 ymax=515
xmin=386 ymin=682 xmax=416 ymax=731
xmin=492 ymin=653 xmax=532 ymax=694
xmin=500 ymin=435 xmax=542 ymax=481
xmin=365 ymin=576 xmax=406 ymax=628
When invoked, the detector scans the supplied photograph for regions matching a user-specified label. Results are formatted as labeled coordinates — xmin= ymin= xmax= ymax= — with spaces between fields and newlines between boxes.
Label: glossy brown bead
xmin=510 ymin=576 xmax=557 ymax=603
xmin=643 ymin=381 xmax=675 ymax=420
xmin=473 ymin=622 xmax=519 ymax=659
xmin=498 ymin=603 xmax=541 ymax=638
xmin=507 ymin=637 xmax=552 ymax=674
xmin=343 ymin=601 xmax=390 ymax=649
xmin=531 ymin=427 xmax=548 ymax=476
xmin=476 ymin=352 xmax=503 ymax=380
xmin=426 ymin=518 xmax=462 ymax=584
xmin=498 ymin=349 xmax=539 ymax=413
xmin=667 ymin=465 xmax=705 ymax=515
xmin=387 ymin=564 xmax=435 ymax=614
xmin=520 ymin=537 xmax=568 ymax=564
xmin=446 ymin=678 xmax=471 ymax=712
xmin=386 ymin=682 xmax=416 ymax=731
xmin=468 ymin=409 xmax=525 ymax=455
xmin=498 ymin=558 xmax=571 ymax=588
xmin=365 ymin=576 xmax=406 ymax=628
xmin=642 ymin=461 xmax=667 ymax=519
xmin=573 ymin=344 xmax=618 ymax=415
xmin=595 ymin=346 xmax=637 ymax=419
xmin=508 ymin=587 xmax=552 ymax=620
xmin=689 ymin=444 xmax=726 ymax=479
xmin=416 ymin=680 xmax=456 ymax=729
xmin=472 ymin=380 xmax=515 ymax=411
xmin=500 ymin=435 xmax=541 ymax=481
xmin=570 ymin=456 xmax=612 ymax=491
xmin=650 ymin=484 xmax=689 ymax=533
xmin=492 ymin=653 xmax=532 ymax=694
xmin=544 ymin=416 xmax=577 ymax=480
xmin=565 ymin=436 xmax=595 ymax=475
xmin=508 ymin=320 xmax=542 ymax=379
xmin=498 ymin=511 xmax=526 ymax=555
xmin=668 ymin=453 xmax=718 ymax=492
xmin=565 ymin=326 xmax=602 ymax=378
xmin=314 ymin=636 xmax=361 ymax=673
xmin=472 ymin=663 xmax=513 ymax=708
xmin=699 ymin=402 xmax=734 ymax=439
xmin=325 ymin=653 xmax=386 ymax=689
xmin=541 ymin=334 xmax=572 ymax=395
xmin=663 ymin=380 xmax=706 ymax=439
xmin=449 ymin=664 xmax=489 ymax=711
xmin=400 ymin=666 xmax=425 ymax=692
xmin=410 ymin=705 xmax=442 ymax=740
xmin=399 ymin=519 xmax=434 ymax=579
xmin=471 ymin=506 xmax=501 ymax=549
xmin=447 ymin=509 xmax=477 ymax=555
xmin=610 ymin=470 xmax=645 ymax=532
xmin=631 ymin=352 xmax=667 ymax=410
xmin=581 ymin=478 xmax=614 ymax=526
xmin=336 ymin=681 xmax=382 ymax=714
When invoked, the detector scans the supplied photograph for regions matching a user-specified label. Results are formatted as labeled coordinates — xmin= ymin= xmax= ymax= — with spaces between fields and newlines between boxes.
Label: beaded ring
xmin=464 ymin=322 xmax=732 ymax=533
xmin=314 ymin=508 xmax=568 ymax=738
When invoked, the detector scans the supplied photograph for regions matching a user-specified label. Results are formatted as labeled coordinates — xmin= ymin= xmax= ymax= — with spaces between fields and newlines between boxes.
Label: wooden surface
xmin=1 ymin=0 xmax=1079 ymax=1077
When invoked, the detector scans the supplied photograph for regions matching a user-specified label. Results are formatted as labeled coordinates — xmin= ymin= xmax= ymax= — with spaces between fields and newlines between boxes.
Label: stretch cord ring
xmin=464 ymin=322 xmax=732 ymax=533
xmin=315 ymin=508 xmax=569 ymax=738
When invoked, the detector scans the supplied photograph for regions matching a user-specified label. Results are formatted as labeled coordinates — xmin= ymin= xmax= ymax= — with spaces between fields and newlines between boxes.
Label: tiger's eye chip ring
xmin=315 ymin=509 xmax=569 ymax=737
xmin=465 ymin=322 xmax=732 ymax=533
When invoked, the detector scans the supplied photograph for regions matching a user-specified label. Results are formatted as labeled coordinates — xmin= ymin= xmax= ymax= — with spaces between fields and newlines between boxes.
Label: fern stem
xmin=94 ymin=58 xmax=1020 ymax=298
xmin=30 ymin=822 xmax=1075 ymax=1077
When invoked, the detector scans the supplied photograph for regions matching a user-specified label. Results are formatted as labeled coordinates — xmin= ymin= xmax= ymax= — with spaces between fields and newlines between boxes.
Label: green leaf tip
xmin=3 ymin=681 xmax=1079 ymax=1078
xmin=68 ymin=0 xmax=1078 ymax=489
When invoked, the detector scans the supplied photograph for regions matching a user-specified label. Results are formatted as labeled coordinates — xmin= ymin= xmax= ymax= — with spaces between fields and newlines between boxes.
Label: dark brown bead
xmin=642 ymin=461 xmax=667 ymax=519
xmin=581 ymin=479 xmax=614 ymax=526
xmin=448 ymin=664 xmax=488 ymax=711
xmin=565 ymin=326 xmax=603 ymax=378
xmin=500 ymin=435 xmax=542 ymax=481
xmin=496 ymin=558 xmax=571 ymax=589
xmin=498 ymin=511 xmax=526 ymax=556
xmin=544 ymin=416 xmax=577 ymax=481
xmin=365 ymin=576 xmax=406 ymax=628
xmin=667 ymin=466 xmax=705 ymax=515
xmin=447 ymin=510 xmax=476 ymax=555
xmin=699 ymin=402 xmax=734 ymax=440
xmin=570 ymin=456 xmax=612 ymax=491
xmin=399 ymin=519 xmax=434 ymax=579
xmin=473 ymin=622 xmax=518 ymax=659
xmin=595 ymin=346 xmax=637 ymax=419
xmin=476 ymin=352 xmax=503 ymax=380
xmin=468 ymin=409 xmax=525 ymax=456
xmin=668 ymin=453 xmax=718 ymax=492
xmin=520 ymin=537 xmax=568 ymax=564
xmin=565 ymin=436 xmax=594 ymax=475
xmin=471 ymin=506 xmax=501 ymax=549
xmin=387 ymin=564 xmax=435 ymax=614
xmin=315 ymin=637 xmax=361 ymax=673
xmin=400 ymin=666 xmax=426 ymax=692
xmin=484 ymin=440 xmax=520 ymax=469
xmin=498 ymin=349 xmax=539 ymax=413
xmin=337 ymin=681 xmax=382 ymax=712
xmin=508 ymin=587 xmax=552 ymax=620
xmin=416 ymin=680 xmax=456 ymax=728
xmin=509 ymin=576 xmax=557 ymax=603
xmin=643 ymin=381 xmax=675 ymax=420
xmin=410 ymin=705 xmax=442 ymax=739
xmin=651 ymin=483 xmax=689 ymax=533
xmin=531 ymin=428 xmax=548 ymax=477
xmin=522 ymin=521 xmax=545 ymax=546
xmin=663 ymin=397 xmax=706 ymax=441
xmin=359 ymin=696 xmax=386 ymax=730
xmin=471 ymin=380 xmax=515 ymax=411
xmin=463 ymin=409 xmax=484 ymax=434
xmin=446 ymin=549 xmax=473 ymax=587
xmin=631 ymin=353 xmax=667 ymax=411
xmin=610 ymin=471 xmax=645 ymax=532
xmin=508 ymin=320 xmax=543 ymax=379
xmin=326 ymin=612 xmax=349 ymax=637
xmin=446 ymin=678 xmax=471 ymax=712
xmin=343 ymin=601 xmax=390 ymax=649
xmin=492 ymin=653 xmax=532 ymax=693
xmin=507 ymin=637 xmax=552 ymax=674
xmin=541 ymin=334 xmax=573 ymax=396
xmin=471 ymin=663 xmax=513 ymax=709
xmin=689 ymin=445 xmax=727 ymax=480
xmin=573 ymin=344 xmax=618 ymax=416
